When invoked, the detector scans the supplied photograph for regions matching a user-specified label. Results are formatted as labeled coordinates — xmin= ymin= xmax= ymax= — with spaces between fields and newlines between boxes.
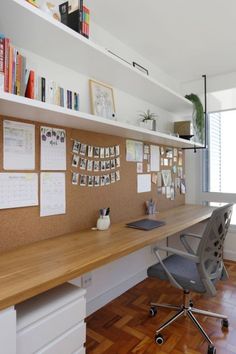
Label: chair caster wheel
xmin=149 ymin=306 xmax=157 ymax=317
xmin=208 ymin=345 xmax=216 ymax=354
xmin=155 ymin=333 xmax=164 ymax=345
xmin=221 ymin=318 xmax=229 ymax=329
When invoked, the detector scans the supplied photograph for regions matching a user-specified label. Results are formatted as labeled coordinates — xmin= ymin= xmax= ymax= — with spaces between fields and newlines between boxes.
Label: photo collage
xmin=155 ymin=146 xmax=185 ymax=199
xmin=71 ymin=140 xmax=121 ymax=187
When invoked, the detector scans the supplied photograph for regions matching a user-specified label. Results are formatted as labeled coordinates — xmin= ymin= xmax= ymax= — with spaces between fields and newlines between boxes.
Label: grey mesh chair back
xmin=196 ymin=204 xmax=233 ymax=296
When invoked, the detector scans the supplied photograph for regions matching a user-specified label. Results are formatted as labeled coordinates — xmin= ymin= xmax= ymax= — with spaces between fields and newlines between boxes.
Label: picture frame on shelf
xmin=89 ymin=79 xmax=116 ymax=120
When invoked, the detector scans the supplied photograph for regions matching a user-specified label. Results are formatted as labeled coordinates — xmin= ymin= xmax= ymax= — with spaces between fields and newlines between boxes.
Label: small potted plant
xmin=139 ymin=109 xmax=158 ymax=131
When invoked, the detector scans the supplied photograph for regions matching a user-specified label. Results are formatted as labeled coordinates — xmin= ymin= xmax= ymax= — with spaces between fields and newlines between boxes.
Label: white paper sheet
xmin=137 ymin=174 xmax=151 ymax=193
xmin=126 ymin=140 xmax=143 ymax=162
xmin=0 ymin=173 xmax=38 ymax=209
xmin=40 ymin=127 xmax=66 ymax=170
xmin=150 ymin=145 xmax=160 ymax=171
xmin=3 ymin=120 xmax=35 ymax=170
xmin=40 ymin=172 xmax=66 ymax=217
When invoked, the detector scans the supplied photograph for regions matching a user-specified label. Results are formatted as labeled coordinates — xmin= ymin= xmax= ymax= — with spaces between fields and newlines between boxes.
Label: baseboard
xmin=86 ymin=269 xmax=147 ymax=316
xmin=224 ymin=250 xmax=236 ymax=262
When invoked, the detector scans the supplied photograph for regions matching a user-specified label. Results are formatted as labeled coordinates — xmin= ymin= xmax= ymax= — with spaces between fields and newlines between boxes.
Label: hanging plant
xmin=185 ymin=94 xmax=204 ymax=143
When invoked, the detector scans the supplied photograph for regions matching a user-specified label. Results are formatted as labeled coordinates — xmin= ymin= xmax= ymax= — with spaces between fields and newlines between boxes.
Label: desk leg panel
xmin=0 ymin=307 xmax=16 ymax=354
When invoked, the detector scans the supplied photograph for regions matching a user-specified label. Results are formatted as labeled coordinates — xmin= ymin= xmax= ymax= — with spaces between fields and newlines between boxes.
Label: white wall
xmin=19 ymin=46 xmax=176 ymax=132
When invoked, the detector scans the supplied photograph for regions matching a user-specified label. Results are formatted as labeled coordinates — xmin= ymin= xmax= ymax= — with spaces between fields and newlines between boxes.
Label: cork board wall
xmin=0 ymin=115 xmax=185 ymax=253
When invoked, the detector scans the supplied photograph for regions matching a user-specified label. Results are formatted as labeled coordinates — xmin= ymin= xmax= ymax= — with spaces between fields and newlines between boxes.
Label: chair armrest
xmin=153 ymin=245 xmax=200 ymax=263
xmin=180 ymin=233 xmax=202 ymax=255
xmin=180 ymin=232 xmax=202 ymax=239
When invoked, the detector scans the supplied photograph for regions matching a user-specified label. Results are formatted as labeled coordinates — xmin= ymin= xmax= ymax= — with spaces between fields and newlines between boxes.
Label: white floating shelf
xmin=0 ymin=0 xmax=192 ymax=113
xmin=0 ymin=93 xmax=203 ymax=148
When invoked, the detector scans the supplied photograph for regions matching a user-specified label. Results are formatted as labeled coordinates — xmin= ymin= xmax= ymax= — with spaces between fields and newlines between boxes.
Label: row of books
xmin=59 ymin=0 xmax=90 ymax=38
xmin=0 ymin=34 xmax=79 ymax=111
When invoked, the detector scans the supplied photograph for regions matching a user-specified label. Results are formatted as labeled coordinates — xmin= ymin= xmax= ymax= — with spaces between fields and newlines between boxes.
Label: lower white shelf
xmin=0 ymin=92 xmax=203 ymax=148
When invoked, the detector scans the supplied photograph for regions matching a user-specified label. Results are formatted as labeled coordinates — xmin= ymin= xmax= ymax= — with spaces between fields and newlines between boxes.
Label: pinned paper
xmin=166 ymin=147 xmax=173 ymax=158
xmin=150 ymin=145 xmax=160 ymax=171
xmin=4 ymin=120 xmax=35 ymax=170
xmin=126 ymin=140 xmax=143 ymax=162
xmin=137 ymin=163 xmax=143 ymax=173
xmin=41 ymin=127 xmax=66 ymax=170
xmin=137 ymin=174 xmax=151 ymax=193
xmin=166 ymin=186 xmax=171 ymax=199
xmin=152 ymin=173 xmax=157 ymax=184
xmin=164 ymin=158 xmax=168 ymax=166
xmin=40 ymin=172 xmax=65 ymax=217
xmin=162 ymin=170 xmax=172 ymax=187
xmin=0 ymin=173 xmax=38 ymax=209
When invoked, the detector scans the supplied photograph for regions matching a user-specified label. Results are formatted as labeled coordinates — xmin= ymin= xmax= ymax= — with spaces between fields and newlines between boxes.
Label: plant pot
xmin=139 ymin=119 xmax=156 ymax=131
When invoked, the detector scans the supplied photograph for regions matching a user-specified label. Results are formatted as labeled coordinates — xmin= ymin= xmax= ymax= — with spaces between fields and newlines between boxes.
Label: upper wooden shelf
xmin=0 ymin=0 xmax=192 ymax=113
xmin=0 ymin=92 xmax=203 ymax=148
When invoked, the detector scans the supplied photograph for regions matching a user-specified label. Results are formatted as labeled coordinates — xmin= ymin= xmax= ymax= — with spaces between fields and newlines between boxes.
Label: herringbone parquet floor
xmin=86 ymin=261 xmax=236 ymax=354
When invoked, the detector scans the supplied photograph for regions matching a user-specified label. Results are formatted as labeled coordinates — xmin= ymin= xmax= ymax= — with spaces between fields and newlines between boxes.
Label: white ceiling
xmin=86 ymin=0 xmax=236 ymax=84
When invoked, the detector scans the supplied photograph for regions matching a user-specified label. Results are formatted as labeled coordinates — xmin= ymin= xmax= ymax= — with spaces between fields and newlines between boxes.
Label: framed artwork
xmin=89 ymin=80 xmax=116 ymax=120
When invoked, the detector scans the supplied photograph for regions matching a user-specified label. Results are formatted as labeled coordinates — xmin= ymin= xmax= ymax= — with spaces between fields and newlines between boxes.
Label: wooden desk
xmin=0 ymin=204 xmax=214 ymax=311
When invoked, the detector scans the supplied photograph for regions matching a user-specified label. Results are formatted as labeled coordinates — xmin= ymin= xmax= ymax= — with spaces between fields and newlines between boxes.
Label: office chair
xmin=147 ymin=204 xmax=233 ymax=354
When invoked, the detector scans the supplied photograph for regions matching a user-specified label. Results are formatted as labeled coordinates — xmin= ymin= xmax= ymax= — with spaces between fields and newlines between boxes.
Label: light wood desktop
xmin=0 ymin=204 xmax=214 ymax=311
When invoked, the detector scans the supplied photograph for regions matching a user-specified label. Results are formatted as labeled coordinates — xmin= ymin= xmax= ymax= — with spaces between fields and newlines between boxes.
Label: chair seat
xmin=147 ymin=255 xmax=206 ymax=293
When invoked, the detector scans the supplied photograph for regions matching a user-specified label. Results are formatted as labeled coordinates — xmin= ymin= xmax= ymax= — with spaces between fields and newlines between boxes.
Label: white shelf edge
xmin=1 ymin=0 xmax=193 ymax=113
xmin=0 ymin=92 xmax=203 ymax=149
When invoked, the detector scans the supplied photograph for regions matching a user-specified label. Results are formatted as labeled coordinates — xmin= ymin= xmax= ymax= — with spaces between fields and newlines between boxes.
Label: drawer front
xmin=38 ymin=322 xmax=86 ymax=354
xmin=72 ymin=347 xmax=86 ymax=354
xmin=17 ymin=298 xmax=85 ymax=354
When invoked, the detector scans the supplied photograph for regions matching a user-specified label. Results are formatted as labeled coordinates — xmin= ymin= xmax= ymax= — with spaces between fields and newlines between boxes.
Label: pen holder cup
xmin=97 ymin=216 xmax=110 ymax=231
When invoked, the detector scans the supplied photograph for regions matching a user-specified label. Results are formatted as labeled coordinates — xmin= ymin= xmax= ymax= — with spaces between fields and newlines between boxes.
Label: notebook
xmin=126 ymin=218 xmax=165 ymax=231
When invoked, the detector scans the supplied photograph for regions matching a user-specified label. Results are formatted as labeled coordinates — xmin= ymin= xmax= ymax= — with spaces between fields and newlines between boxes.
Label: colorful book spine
xmin=74 ymin=92 xmax=79 ymax=111
xmin=16 ymin=52 xmax=22 ymax=96
xmin=82 ymin=6 xmax=90 ymax=38
xmin=0 ymin=34 xmax=4 ymax=91
xmin=8 ymin=45 xmax=13 ymax=94
xmin=12 ymin=48 xmax=18 ymax=94
xmin=20 ymin=56 xmax=26 ymax=96
xmin=59 ymin=87 xmax=64 ymax=107
xmin=25 ymin=70 xmax=35 ymax=99
xmin=26 ymin=0 xmax=39 ymax=8
xmin=41 ymin=77 xmax=46 ymax=102
xmin=4 ymin=37 xmax=10 ymax=93
xmin=59 ymin=2 xmax=69 ymax=25
xmin=79 ymin=0 xmax=83 ymax=34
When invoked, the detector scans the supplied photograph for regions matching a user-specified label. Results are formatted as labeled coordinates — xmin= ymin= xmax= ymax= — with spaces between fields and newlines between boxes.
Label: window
xmin=204 ymin=110 xmax=236 ymax=225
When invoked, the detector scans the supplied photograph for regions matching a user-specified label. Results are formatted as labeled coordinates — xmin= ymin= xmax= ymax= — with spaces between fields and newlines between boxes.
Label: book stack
xmin=0 ymin=34 xmax=80 ymax=111
xmin=0 ymin=34 xmax=26 ymax=95
xmin=82 ymin=5 xmax=90 ymax=38
xmin=59 ymin=1 xmax=90 ymax=39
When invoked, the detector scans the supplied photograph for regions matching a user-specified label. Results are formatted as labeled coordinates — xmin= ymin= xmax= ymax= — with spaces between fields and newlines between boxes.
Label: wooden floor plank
xmin=86 ymin=261 xmax=236 ymax=353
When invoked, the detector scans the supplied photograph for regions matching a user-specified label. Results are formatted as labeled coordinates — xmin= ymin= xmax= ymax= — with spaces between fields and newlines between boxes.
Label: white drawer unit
xmin=16 ymin=283 xmax=86 ymax=354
